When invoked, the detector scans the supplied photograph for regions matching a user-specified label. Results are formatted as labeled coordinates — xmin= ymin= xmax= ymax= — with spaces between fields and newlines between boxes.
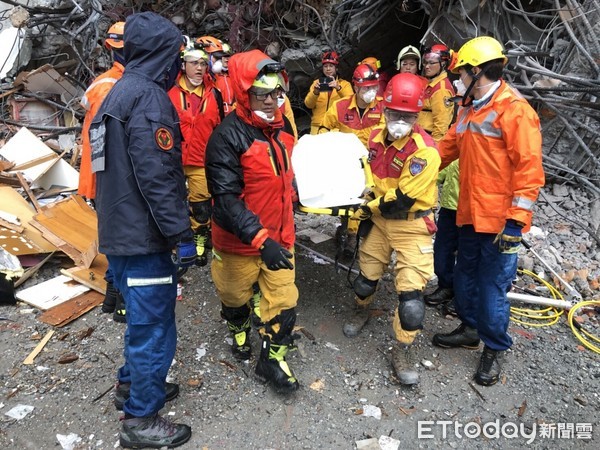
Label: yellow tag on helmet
xmin=252 ymin=72 xmax=280 ymax=91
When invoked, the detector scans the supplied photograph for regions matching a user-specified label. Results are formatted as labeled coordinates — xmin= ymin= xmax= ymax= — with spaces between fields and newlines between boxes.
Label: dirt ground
xmin=0 ymin=215 xmax=599 ymax=450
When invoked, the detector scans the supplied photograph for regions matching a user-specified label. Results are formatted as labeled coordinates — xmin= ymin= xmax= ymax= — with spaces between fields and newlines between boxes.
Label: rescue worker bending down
xmin=206 ymin=50 xmax=300 ymax=393
xmin=348 ymin=73 xmax=440 ymax=386
xmin=417 ymin=44 xmax=455 ymax=142
xmin=319 ymin=63 xmax=385 ymax=255
xmin=168 ymin=40 xmax=224 ymax=267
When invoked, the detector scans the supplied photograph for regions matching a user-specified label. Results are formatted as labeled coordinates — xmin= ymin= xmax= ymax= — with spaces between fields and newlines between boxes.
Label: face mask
xmin=360 ymin=89 xmax=377 ymax=104
xmin=277 ymin=95 xmax=285 ymax=108
xmin=187 ymin=76 xmax=203 ymax=87
xmin=253 ymin=110 xmax=275 ymax=123
xmin=212 ymin=59 xmax=223 ymax=74
xmin=453 ymin=78 xmax=466 ymax=96
xmin=386 ymin=120 xmax=412 ymax=139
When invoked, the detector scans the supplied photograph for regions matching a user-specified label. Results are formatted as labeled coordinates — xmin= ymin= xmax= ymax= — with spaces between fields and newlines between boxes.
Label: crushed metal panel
xmin=0 ymin=186 xmax=56 ymax=255
xmin=19 ymin=64 xmax=82 ymax=104
xmin=29 ymin=195 xmax=99 ymax=268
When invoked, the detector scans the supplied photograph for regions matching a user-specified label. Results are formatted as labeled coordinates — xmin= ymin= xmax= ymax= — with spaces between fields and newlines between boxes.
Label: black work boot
xmin=432 ymin=323 xmax=480 ymax=349
xmin=120 ymin=414 xmax=191 ymax=449
xmin=221 ymin=304 xmax=252 ymax=360
xmin=441 ymin=299 xmax=458 ymax=318
xmin=343 ymin=305 xmax=370 ymax=337
xmin=114 ymin=382 xmax=180 ymax=411
xmin=424 ymin=286 xmax=454 ymax=306
xmin=475 ymin=346 xmax=501 ymax=386
xmin=391 ymin=344 xmax=419 ymax=385
xmin=255 ymin=336 xmax=299 ymax=393
xmin=193 ymin=226 xmax=211 ymax=267
xmin=113 ymin=292 xmax=126 ymax=323
xmin=101 ymin=282 xmax=118 ymax=313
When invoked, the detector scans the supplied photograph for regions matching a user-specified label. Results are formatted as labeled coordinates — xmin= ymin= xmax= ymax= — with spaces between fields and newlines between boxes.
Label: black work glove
xmin=379 ymin=188 xmax=416 ymax=215
xmin=260 ymin=238 xmax=294 ymax=270
xmin=172 ymin=240 xmax=197 ymax=268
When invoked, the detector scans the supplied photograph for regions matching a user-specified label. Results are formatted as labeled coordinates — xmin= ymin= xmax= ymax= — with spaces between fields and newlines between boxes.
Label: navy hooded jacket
xmin=91 ymin=12 xmax=190 ymax=255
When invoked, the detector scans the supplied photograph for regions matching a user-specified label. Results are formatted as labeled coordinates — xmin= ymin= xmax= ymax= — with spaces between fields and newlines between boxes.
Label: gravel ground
xmin=0 ymin=211 xmax=599 ymax=450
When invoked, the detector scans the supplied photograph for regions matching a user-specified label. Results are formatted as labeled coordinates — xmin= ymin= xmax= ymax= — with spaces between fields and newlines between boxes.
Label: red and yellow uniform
xmin=215 ymin=71 xmax=235 ymax=114
xmin=78 ymin=61 xmax=124 ymax=199
xmin=304 ymin=78 xmax=353 ymax=134
xmin=417 ymin=71 xmax=455 ymax=142
xmin=439 ymin=80 xmax=544 ymax=233
xmin=319 ymin=95 xmax=385 ymax=146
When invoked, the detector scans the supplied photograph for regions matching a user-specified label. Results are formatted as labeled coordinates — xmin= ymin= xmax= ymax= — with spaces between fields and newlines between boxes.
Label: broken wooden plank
xmin=38 ymin=290 xmax=103 ymax=327
xmin=23 ymin=329 xmax=54 ymax=365
xmin=13 ymin=251 xmax=56 ymax=288
xmin=16 ymin=172 xmax=42 ymax=213
xmin=60 ymin=254 xmax=108 ymax=294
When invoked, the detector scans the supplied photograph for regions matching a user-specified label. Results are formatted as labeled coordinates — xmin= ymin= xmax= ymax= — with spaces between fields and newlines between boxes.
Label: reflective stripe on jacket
xmin=304 ymin=78 xmax=353 ymax=128
xmin=78 ymin=62 xmax=124 ymax=199
xmin=438 ymin=80 xmax=545 ymax=233
xmin=417 ymin=71 xmax=455 ymax=142
xmin=368 ymin=124 xmax=441 ymax=213
xmin=168 ymin=75 xmax=222 ymax=167
xmin=319 ymin=94 xmax=385 ymax=146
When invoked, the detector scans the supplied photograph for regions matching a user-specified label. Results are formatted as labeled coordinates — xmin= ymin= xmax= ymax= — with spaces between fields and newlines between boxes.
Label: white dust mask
xmin=360 ymin=89 xmax=377 ymax=104
xmin=212 ymin=60 xmax=223 ymax=74
xmin=386 ymin=120 xmax=412 ymax=139
xmin=277 ymin=95 xmax=286 ymax=108
xmin=453 ymin=78 xmax=466 ymax=96
xmin=253 ymin=110 xmax=275 ymax=123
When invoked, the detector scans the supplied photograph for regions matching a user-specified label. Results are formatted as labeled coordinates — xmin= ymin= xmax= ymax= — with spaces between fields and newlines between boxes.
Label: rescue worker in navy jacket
xmin=90 ymin=12 xmax=194 ymax=448
xmin=206 ymin=49 xmax=300 ymax=393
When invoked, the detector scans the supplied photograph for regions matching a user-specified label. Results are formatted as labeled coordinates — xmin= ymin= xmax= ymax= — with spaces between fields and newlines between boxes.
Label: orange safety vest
xmin=78 ymin=62 xmax=124 ymax=199
xmin=438 ymin=80 xmax=545 ymax=233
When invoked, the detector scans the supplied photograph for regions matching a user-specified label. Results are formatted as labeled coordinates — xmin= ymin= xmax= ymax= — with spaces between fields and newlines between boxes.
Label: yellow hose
xmin=568 ymin=301 xmax=600 ymax=354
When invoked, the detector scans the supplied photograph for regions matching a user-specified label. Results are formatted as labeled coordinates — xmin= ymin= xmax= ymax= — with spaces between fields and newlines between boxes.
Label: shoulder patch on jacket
xmin=155 ymin=127 xmax=174 ymax=151
xmin=409 ymin=157 xmax=427 ymax=176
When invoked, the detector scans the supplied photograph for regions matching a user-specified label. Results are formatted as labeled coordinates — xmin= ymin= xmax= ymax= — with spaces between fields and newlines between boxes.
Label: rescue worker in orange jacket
xmin=417 ymin=44 xmax=455 ymax=142
xmin=347 ymin=73 xmax=440 ymax=386
xmin=78 ymin=21 xmax=126 ymax=322
xmin=197 ymin=36 xmax=236 ymax=115
xmin=168 ymin=41 xmax=224 ymax=266
xmin=205 ymin=50 xmax=300 ymax=393
xmin=319 ymin=63 xmax=386 ymax=255
xmin=304 ymin=51 xmax=353 ymax=134
xmin=432 ymin=36 xmax=545 ymax=386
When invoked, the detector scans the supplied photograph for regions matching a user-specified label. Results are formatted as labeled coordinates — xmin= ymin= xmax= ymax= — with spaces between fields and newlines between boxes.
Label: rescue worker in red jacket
xmin=168 ymin=41 xmax=224 ymax=266
xmin=304 ymin=51 xmax=353 ymax=134
xmin=78 ymin=21 xmax=126 ymax=321
xmin=433 ymin=36 xmax=545 ymax=386
xmin=205 ymin=50 xmax=300 ymax=393
xmin=319 ymin=63 xmax=386 ymax=255
xmin=418 ymin=44 xmax=456 ymax=142
xmin=197 ymin=35 xmax=235 ymax=115
xmin=348 ymin=73 xmax=440 ymax=386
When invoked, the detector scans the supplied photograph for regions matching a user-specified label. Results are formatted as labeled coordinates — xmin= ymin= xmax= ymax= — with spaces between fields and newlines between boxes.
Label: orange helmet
xmin=383 ymin=73 xmax=425 ymax=113
xmin=195 ymin=35 xmax=224 ymax=53
xmin=105 ymin=21 xmax=125 ymax=49
xmin=322 ymin=51 xmax=339 ymax=65
xmin=359 ymin=57 xmax=381 ymax=70
xmin=352 ymin=64 xmax=379 ymax=87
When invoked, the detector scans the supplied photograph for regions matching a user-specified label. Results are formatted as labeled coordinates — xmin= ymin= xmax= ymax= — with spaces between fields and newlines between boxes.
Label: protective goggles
xmin=384 ymin=109 xmax=418 ymax=123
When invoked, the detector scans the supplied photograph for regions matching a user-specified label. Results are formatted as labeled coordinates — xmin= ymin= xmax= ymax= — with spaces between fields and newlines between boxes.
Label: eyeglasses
xmin=249 ymin=88 xmax=284 ymax=101
xmin=186 ymin=60 xmax=208 ymax=67
xmin=384 ymin=109 xmax=418 ymax=122
xmin=423 ymin=60 xmax=440 ymax=66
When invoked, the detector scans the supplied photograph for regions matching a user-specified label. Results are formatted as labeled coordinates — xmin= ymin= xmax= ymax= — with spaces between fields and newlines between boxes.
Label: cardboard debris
xmin=0 ymin=186 xmax=57 ymax=255
xmin=0 ymin=127 xmax=79 ymax=191
xmin=16 ymin=274 xmax=89 ymax=310
xmin=30 ymin=195 xmax=99 ymax=268
xmin=38 ymin=290 xmax=103 ymax=327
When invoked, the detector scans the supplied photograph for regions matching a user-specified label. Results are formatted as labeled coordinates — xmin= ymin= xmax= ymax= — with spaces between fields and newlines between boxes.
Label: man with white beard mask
xmin=347 ymin=73 xmax=440 ymax=386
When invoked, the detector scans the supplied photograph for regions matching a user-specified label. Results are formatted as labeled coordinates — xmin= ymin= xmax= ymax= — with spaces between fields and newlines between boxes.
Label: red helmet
xmin=383 ymin=73 xmax=425 ymax=113
xmin=423 ymin=43 xmax=451 ymax=63
xmin=322 ymin=51 xmax=339 ymax=65
xmin=352 ymin=64 xmax=379 ymax=87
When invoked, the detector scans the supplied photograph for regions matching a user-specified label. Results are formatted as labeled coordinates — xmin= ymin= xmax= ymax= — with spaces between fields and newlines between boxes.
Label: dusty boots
xmin=101 ymin=282 xmax=118 ymax=313
xmin=432 ymin=323 xmax=480 ymax=349
xmin=475 ymin=346 xmax=501 ymax=386
xmin=391 ymin=344 xmax=419 ymax=385
xmin=343 ymin=305 xmax=370 ymax=337
xmin=120 ymin=414 xmax=191 ymax=449
xmin=193 ymin=226 xmax=211 ymax=267
xmin=255 ymin=335 xmax=299 ymax=393
xmin=221 ymin=304 xmax=252 ymax=360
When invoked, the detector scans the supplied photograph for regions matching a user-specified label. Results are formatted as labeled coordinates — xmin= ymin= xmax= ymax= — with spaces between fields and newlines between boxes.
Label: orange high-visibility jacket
xmin=304 ymin=77 xmax=353 ymax=130
xmin=78 ymin=61 xmax=124 ymax=199
xmin=417 ymin=71 xmax=455 ymax=142
xmin=319 ymin=94 xmax=385 ymax=146
xmin=438 ymin=81 xmax=545 ymax=233
xmin=215 ymin=72 xmax=235 ymax=114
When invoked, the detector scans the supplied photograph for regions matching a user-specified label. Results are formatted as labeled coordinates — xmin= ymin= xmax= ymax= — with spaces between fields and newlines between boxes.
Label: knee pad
xmin=265 ymin=308 xmax=297 ymax=343
xmin=353 ymin=273 xmax=378 ymax=300
xmin=398 ymin=290 xmax=425 ymax=331
xmin=221 ymin=303 xmax=250 ymax=322
xmin=190 ymin=201 xmax=212 ymax=225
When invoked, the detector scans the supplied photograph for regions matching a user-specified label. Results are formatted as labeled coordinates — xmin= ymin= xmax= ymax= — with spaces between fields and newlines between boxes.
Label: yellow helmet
xmin=181 ymin=40 xmax=209 ymax=62
xmin=451 ymin=36 xmax=508 ymax=74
